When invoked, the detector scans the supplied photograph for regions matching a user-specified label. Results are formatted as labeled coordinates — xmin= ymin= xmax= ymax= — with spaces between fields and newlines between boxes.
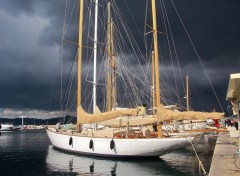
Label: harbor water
xmin=0 ymin=130 xmax=216 ymax=176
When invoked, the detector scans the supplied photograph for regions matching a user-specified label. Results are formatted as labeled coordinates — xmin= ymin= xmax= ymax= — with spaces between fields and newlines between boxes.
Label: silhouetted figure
xmin=235 ymin=121 xmax=238 ymax=130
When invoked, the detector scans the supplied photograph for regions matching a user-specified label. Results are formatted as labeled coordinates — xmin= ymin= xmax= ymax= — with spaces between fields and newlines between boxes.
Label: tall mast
xmin=93 ymin=0 xmax=99 ymax=114
xmin=151 ymin=51 xmax=156 ymax=115
xmin=151 ymin=0 xmax=162 ymax=136
xmin=186 ymin=75 xmax=189 ymax=111
xmin=107 ymin=0 xmax=112 ymax=112
xmin=151 ymin=0 xmax=160 ymax=106
xmin=77 ymin=0 xmax=84 ymax=108
xmin=111 ymin=18 xmax=117 ymax=111
xmin=77 ymin=0 xmax=84 ymax=131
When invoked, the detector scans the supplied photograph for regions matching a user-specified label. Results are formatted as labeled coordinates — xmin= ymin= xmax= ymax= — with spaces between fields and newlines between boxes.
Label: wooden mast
xmin=77 ymin=0 xmax=84 ymax=131
xmin=111 ymin=18 xmax=117 ymax=111
xmin=107 ymin=0 xmax=112 ymax=112
xmin=152 ymin=51 xmax=156 ymax=115
xmin=186 ymin=75 xmax=189 ymax=111
xmin=151 ymin=0 xmax=162 ymax=137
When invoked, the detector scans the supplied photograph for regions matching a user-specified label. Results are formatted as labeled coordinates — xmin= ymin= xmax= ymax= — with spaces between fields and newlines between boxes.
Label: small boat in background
xmin=0 ymin=124 xmax=17 ymax=131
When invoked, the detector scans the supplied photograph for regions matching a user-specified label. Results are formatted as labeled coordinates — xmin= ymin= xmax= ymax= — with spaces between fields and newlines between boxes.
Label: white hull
xmin=0 ymin=124 xmax=14 ymax=131
xmin=47 ymin=129 xmax=193 ymax=157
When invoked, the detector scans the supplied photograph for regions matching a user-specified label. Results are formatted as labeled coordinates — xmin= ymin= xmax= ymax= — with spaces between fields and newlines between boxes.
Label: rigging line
xmin=66 ymin=92 xmax=77 ymax=115
xmin=159 ymin=0 xmax=180 ymax=105
xmin=191 ymin=87 xmax=212 ymax=111
xmin=158 ymin=41 xmax=173 ymax=104
xmin=115 ymin=56 xmax=150 ymax=94
xmin=140 ymin=56 xmax=151 ymax=102
xmin=155 ymin=14 xmax=172 ymax=104
xmin=116 ymin=42 xmax=142 ymax=89
xmin=96 ymin=40 xmax=107 ymax=87
xmin=160 ymin=4 xmax=182 ymax=106
xmin=144 ymin=0 xmax=149 ymax=63
xmin=116 ymin=39 xmax=147 ymax=88
xmin=62 ymin=0 xmax=69 ymax=37
xmin=117 ymin=51 xmax=151 ymax=104
xmin=122 ymin=0 xmax=145 ymax=42
xmin=70 ymin=0 xmax=80 ymax=43
xmin=161 ymin=1 xmax=187 ymax=107
xmin=110 ymin=2 xmax=150 ymax=106
xmin=86 ymin=0 xmax=92 ymax=65
xmin=115 ymin=53 xmax=138 ymax=106
xmin=117 ymin=53 xmax=146 ymax=85
xmin=70 ymin=0 xmax=78 ymax=41
xmin=144 ymin=3 xmax=169 ymax=105
xmin=62 ymin=49 xmax=78 ymax=111
xmin=162 ymin=0 xmax=186 ymax=97
xmin=64 ymin=58 xmax=77 ymax=117
xmin=170 ymin=0 xmax=224 ymax=112
xmin=118 ymin=76 xmax=139 ymax=107
xmin=62 ymin=1 xmax=90 ymax=112
xmin=117 ymin=57 xmax=151 ymax=105
xmin=60 ymin=0 xmax=70 ymax=114
xmin=112 ymin=1 xmax=147 ymax=79
xmin=63 ymin=0 xmax=78 ymax=39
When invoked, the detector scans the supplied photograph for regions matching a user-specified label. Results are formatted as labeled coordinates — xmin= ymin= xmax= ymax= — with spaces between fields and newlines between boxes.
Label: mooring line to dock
xmin=189 ymin=138 xmax=207 ymax=175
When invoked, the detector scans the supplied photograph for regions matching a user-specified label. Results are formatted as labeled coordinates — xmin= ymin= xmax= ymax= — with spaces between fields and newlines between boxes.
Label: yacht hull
xmin=47 ymin=129 xmax=193 ymax=157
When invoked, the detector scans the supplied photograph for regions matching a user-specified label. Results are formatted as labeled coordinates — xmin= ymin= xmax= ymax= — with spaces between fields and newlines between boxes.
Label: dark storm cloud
xmin=0 ymin=0 xmax=66 ymax=113
xmin=0 ymin=0 xmax=35 ymax=16
xmin=0 ymin=0 xmax=239 ymax=118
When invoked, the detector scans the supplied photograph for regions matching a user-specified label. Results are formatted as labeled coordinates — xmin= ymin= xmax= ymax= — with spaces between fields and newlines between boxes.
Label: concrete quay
xmin=209 ymin=132 xmax=240 ymax=176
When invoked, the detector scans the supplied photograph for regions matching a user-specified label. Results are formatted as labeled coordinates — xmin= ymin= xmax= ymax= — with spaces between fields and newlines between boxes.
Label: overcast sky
xmin=0 ymin=0 xmax=239 ymax=119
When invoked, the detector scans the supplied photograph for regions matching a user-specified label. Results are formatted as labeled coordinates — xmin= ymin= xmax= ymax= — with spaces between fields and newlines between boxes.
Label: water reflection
xmin=161 ymin=134 xmax=217 ymax=175
xmin=46 ymin=145 xmax=189 ymax=176
xmin=46 ymin=134 xmax=217 ymax=176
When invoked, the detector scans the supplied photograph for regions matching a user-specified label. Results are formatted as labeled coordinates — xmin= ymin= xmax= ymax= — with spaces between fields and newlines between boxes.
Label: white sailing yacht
xmin=47 ymin=0 xmax=222 ymax=157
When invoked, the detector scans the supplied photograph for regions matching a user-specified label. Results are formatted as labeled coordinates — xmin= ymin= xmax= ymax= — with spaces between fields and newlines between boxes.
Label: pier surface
xmin=209 ymin=132 xmax=240 ymax=176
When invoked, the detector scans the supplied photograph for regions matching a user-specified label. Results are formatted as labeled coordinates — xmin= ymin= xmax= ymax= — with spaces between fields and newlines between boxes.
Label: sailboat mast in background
xmin=93 ymin=0 xmax=99 ymax=114
xmin=152 ymin=51 xmax=156 ymax=115
xmin=107 ymin=0 xmax=112 ymax=112
xmin=111 ymin=18 xmax=117 ymax=111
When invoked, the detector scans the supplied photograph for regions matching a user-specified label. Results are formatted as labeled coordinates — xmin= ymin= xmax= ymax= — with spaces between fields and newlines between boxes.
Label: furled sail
xmin=77 ymin=106 xmax=138 ymax=124
xmin=157 ymin=105 xmax=223 ymax=122
xmin=97 ymin=117 xmax=158 ymax=127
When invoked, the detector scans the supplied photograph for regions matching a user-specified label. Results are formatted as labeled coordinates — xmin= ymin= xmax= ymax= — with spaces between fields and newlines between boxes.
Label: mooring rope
xmin=189 ymin=138 xmax=207 ymax=175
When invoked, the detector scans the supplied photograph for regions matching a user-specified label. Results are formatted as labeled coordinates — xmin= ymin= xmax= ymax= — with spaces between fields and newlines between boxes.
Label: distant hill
xmin=0 ymin=115 xmax=76 ymax=126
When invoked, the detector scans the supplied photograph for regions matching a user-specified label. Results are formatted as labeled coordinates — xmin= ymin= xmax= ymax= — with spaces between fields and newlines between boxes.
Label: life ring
xmin=89 ymin=139 xmax=94 ymax=149
xmin=110 ymin=139 xmax=115 ymax=150
xmin=69 ymin=137 xmax=73 ymax=146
